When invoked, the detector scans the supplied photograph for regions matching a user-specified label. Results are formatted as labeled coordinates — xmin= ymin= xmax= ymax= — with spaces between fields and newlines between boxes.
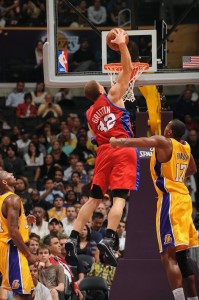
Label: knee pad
xmin=176 ymin=250 xmax=194 ymax=278
xmin=112 ymin=189 xmax=129 ymax=200
xmin=90 ymin=184 xmax=103 ymax=199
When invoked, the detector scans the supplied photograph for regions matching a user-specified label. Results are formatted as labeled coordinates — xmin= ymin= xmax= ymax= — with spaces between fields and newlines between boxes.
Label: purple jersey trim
xmin=8 ymin=241 xmax=23 ymax=294
xmin=135 ymin=147 xmax=140 ymax=190
xmin=160 ymin=193 xmax=175 ymax=252
xmin=154 ymin=159 xmax=167 ymax=193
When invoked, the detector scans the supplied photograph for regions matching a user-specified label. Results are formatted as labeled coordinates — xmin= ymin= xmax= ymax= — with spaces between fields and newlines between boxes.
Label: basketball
xmin=106 ymin=28 xmax=129 ymax=51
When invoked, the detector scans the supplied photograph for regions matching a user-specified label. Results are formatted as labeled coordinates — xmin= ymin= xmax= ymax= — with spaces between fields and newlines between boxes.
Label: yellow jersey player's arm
xmin=110 ymin=135 xmax=172 ymax=163
xmin=186 ymin=154 xmax=197 ymax=178
xmin=5 ymin=194 xmax=32 ymax=258
xmin=110 ymin=135 xmax=171 ymax=149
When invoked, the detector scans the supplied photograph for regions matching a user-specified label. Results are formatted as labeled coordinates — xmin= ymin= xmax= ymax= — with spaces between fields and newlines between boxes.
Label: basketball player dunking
xmin=65 ymin=28 xmax=139 ymax=267
xmin=110 ymin=119 xmax=199 ymax=300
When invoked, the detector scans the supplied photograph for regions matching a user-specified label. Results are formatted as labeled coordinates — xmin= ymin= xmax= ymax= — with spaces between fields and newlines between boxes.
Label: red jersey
xmin=86 ymin=94 xmax=134 ymax=146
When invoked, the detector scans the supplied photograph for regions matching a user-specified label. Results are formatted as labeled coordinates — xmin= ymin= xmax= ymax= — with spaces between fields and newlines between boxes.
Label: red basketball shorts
xmin=92 ymin=144 xmax=139 ymax=194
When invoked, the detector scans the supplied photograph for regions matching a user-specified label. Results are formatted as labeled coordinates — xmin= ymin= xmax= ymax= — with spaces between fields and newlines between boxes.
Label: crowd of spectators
xmin=0 ymin=2 xmax=199 ymax=300
xmin=0 ymin=81 xmax=199 ymax=214
xmin=0 ymin=78 xmax=131 ymax=300
xmin=1 ymin=0 xmax=198 ymax=29
xmin=0 ymin=79 xmax=199 ymax=299
xmin=0 ymin=0 xmax=46 ymax=27
xmin=0 ymin=0 xmax=130 ymax=28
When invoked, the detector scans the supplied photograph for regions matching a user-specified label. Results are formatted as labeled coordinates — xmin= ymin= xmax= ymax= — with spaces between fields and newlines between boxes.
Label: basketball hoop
xmin=104 ymin=62 xmax=149 ymax=102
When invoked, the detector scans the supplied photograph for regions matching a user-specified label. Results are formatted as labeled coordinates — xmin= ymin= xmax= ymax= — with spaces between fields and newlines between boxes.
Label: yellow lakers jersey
xmin=0 ymin=191 xmax=29 ymax=243
xmin=150 ymin=138 xmax=190 ymax=195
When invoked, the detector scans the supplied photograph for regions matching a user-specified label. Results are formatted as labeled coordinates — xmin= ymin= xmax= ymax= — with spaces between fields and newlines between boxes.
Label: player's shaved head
xmin=0 ymin=171 xmax=16 ymax=192
xmin=170 ymin=119 xmax=186 ymax=139
xmin=84 ymin=80 xmax=101 ymax=102
xmin=0 ymin=171 xmax=9 ymax=181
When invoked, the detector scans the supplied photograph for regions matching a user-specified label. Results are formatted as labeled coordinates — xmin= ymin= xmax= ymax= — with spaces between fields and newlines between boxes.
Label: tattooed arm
xmin=5 ymin=194 xmax=37 ymax=263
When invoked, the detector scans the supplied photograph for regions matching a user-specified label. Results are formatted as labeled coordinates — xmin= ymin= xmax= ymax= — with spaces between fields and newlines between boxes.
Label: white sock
xmin=187 ymin=297 xmax=199 ymax=300
xmin=172 ymin=288 xmax=185 ymax=300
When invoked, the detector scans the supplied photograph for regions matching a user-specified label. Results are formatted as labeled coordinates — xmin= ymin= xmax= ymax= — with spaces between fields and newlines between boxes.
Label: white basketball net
xmin=104 ymin=62 xmax=149 ymax=102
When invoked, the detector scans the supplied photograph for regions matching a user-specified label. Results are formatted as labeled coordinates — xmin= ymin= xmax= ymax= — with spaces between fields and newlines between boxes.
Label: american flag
xmin=182 ymin=56 xmax=199 ymax=69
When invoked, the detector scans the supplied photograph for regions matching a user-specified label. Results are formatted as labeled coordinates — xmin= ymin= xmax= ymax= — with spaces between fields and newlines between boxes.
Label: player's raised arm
xmin=108 ymin=29 xmax=133 ymax=103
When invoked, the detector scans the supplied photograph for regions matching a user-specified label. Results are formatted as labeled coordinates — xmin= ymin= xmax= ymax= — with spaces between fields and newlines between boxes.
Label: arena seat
xmin=77 ymin=254 xmax=94 ymax=274
xmin=79 ymin=276 xmax=109 ymax=300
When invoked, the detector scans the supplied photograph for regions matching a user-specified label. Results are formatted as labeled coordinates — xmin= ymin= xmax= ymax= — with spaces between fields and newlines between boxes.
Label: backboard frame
xmin=43 ymin=0 xmax=199 ymax=88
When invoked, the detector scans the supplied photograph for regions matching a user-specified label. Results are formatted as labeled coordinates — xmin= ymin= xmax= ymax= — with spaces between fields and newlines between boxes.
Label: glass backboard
xmin=102 ymin=29 xmax=157 ymax=73
xmin=43 ymin=0 xmax=199 ymax=88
